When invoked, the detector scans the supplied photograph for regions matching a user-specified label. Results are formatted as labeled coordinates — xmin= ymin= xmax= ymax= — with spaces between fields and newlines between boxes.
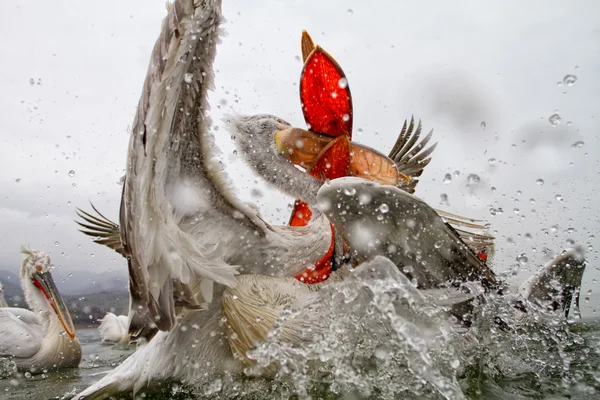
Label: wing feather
xmin=387 ymin=116 xmax=438 ymax=194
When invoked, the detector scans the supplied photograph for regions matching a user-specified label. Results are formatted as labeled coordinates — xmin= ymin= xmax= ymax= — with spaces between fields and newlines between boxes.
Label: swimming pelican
xmin=0 ymin=248 xmax=81 ymax=373
xmin=0 ymin=282 xmax=8 ymax=307
xmin=98 ymin=313 xmax=130 ymax=344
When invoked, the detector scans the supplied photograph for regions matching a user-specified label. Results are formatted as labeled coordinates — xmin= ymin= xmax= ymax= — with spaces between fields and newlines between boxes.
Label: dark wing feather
xmin=387 ymin=116 xmax=438 ymax=193
xmin=75 ymin=203 xmax=124 ymax=257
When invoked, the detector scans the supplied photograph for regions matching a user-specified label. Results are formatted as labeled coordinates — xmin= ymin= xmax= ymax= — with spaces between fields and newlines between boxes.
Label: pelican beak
xmin=275 ymin=128 xmax=411 ymax=186
xmin=275 ymin=127 xmax=332 ymax=169
xmin=32 ymin=272 xmax=76 ymax=339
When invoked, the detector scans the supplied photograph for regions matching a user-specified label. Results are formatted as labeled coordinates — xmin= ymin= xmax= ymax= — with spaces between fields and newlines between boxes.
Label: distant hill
xmin=0 ymin=269 xmax=129 ymax=326
xmin=0 ymin=267 xmax=128 ymax=296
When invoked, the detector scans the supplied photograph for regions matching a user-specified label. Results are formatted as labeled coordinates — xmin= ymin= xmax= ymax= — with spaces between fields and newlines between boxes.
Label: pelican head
xmin=20 ymin=247 xmax=76 ymax=339
xmin=226 ymin=113 xmax=323 ymax=204
xmin=226 ymin=113 xmax=291 ymax=158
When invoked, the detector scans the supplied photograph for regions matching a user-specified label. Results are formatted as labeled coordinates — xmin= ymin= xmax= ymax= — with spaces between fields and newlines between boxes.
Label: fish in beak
xmin=275 ymin=127 xmax=410 ymax=186
xmin=31 ymin=271 xmax=76 ymax=339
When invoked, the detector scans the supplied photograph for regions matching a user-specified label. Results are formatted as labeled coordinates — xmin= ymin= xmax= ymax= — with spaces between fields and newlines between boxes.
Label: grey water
xmin=1 ymin=321 xmax=599 ymax=399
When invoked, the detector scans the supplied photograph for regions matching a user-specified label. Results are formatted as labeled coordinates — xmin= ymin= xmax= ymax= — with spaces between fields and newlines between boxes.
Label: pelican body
xmin=0 ymin=248 xmax=81 ymax=373
xmin=98 ymin=313 xmax=130 ymax=344
xmin=0 ymin=282 xmax=8 ymax=307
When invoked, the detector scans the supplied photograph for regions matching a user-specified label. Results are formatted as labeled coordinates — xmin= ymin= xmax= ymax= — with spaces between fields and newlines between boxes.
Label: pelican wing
xmin=0 ymin=308 xmax=43 ymax=358
xmin=435 ymin=209 xmax=494 ymax=256
xmin=318 ymin=178 xmax=499 ymax=290
xmin=75 ymin=203 xmax=124 ymax=256
xmin=118 ymin=0 xmax=268 ymax=338
xmin=519 ymin=247 xmax=586 ymax=317
xmin=388 ymin=117 xmax=437 ymax=194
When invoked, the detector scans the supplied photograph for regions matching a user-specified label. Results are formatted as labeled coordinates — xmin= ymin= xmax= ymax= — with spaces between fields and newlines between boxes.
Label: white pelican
xmin=0 ymin=281 xmax=8 ymax=307
xmin=72 ymin=0 xmax=463 ymax=344
xmin=0 ymin=248 xmax=81 ymax=373
xmin=98 ymin=313 xmax=130 ymax=344
xmin=68 ymin=0 xmax=446 ymax=396
xmin=68 ymin=0 xmax=547 ymax=397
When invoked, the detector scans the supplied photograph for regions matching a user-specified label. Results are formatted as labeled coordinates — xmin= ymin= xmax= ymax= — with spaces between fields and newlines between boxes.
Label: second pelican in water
xmin=0 ymin=248 xmax=81 ymax=373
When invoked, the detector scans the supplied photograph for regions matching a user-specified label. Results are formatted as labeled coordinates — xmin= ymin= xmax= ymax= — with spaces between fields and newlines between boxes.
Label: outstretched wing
xmin=387 ymin=116 xmax=437 ymax=194
xmin=75 ymin=203 xmax=124 ymax=257
xmin=318 ymin=177 xmax=499 ymax=291
xmin=114 ymin=0 xmax=268 ymax=339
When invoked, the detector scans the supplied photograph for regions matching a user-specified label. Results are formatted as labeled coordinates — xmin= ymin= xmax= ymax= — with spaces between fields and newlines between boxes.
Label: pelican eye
xmin=35 ymin=264 xmax=43 ymax=273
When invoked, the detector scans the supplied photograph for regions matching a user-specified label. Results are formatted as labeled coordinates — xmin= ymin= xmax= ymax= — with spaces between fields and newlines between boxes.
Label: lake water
xmin=1 ymin=321 xmax=599 ymax=399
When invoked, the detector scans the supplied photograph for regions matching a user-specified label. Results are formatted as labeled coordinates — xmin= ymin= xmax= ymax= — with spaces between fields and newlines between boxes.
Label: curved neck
xmin=247 ymin=142 xmax=323 ymax=207
xmin=22 ymin=278 xmax=56 ymax=333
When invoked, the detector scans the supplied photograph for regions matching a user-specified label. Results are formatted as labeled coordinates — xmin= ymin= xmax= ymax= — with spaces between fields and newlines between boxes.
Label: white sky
xmin=0 ymin=1 xmax=598 ymax=316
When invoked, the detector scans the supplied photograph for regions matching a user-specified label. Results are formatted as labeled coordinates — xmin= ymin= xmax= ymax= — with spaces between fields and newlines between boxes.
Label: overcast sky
xmin=0 ymin=1 xmax=598 ymax=316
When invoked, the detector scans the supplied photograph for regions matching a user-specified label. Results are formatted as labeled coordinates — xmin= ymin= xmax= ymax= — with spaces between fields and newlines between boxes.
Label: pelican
xmin=0 ymin=282 xmax=8 ymax=307
xmin=0 ymin=248 xmax=81 ymax=373
xmin=68 ymin=0 xmax=445 ymax=396
xmin=69 ymin=0 xmax=528 ymax=397
xmin=98 ymin=313 xmax=130 ymax=344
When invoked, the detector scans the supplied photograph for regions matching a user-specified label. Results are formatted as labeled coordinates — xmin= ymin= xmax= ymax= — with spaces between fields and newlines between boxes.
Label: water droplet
xmin=516 ymin=254 xmax=528 ymax=265
xmin=342 ymin=113 xmax=350 ymax=122
xmin=343 ymin=187 xmax=356 ymax=196
xmin=549 ymin=112 xmax=562 ymax=126
xmin=184 ymin=73 xmax=193 ymax=84
xmin=513 ymin=208 xmax=520 ymax=214
xmin=318 ymin=198 xmax=331 ymax=212
xmin=555 ymin=194 xmax=563 ymax=202
xmin=406 ymin=218 xmax=416 ymax=228
xmin=536 ymin=178 xmax=544 ymax=186
xmin=443 ymin=173 xmax=452 ymax=184
xmin=563 ymin=74 xmax=577 ymax=86
xmin=347 ymin=8 xmax=354 ymax=15
xmin=15 ymin=178 xmax=21 ymax=183
xmin=453 ymin=170 xmax=460 ymax=177
xmin=434 ymin=241 xmax=442 ymax=249
xmin=338 ymin=77 xmax=348 ymax=89
xmin=54 ymin=241 xmax=59 ymax=246
xmin=550 ymin=225 xmax=558 ymax=234
xmin=68 ymin=170 xmax=75 ymax=177
xmin=29 ymin=78 xmax=35 ymax=86
xmin=480 ymin=121 xmax=486 ymax=130
xmin=219 ymin=99 xmax=227 ymax=106
xmin=571 ymin=141 xmax=585 ymax=149
xmin=358 ymin=192 xmax=372 ymax=205
xmin=488 ymin=158 xmax=496 ymax=164
xmin=467 ymin=174 xmax=480 ymax=185
xmin=378 ymin=203 xmax=389 ymax=213
xmin=440 ymin=193 xmax=449 ymax=204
